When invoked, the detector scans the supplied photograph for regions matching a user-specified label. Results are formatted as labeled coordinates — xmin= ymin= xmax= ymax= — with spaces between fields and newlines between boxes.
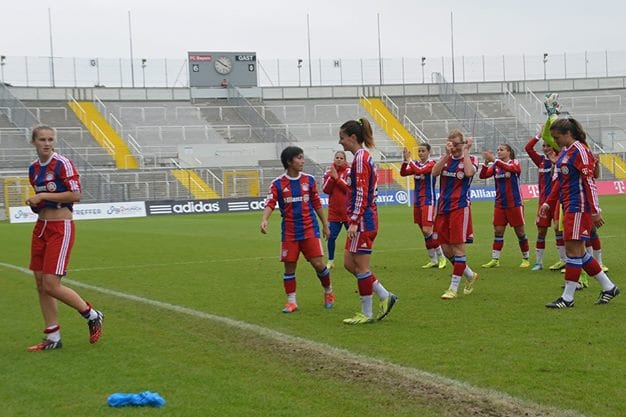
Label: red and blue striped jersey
xmin=545 ymin=141 xmax=600 ymax=214
xmin=348 ymin=148 xmax=378 ymax=231
xmin=400 ymin=159 xmax=436 ymax=207
xmin=525 ymin=137 xmax=554 ymax=204
xmin=479 ymin=159 xmax=523 ymax=208
xmin=28 ymin=152 xmax=81 ymax=213
xmin=437 ymin=155 xmax=478 ymax=213
xmin=264 ymin=172 xmax=323 ymax=241
xmin=322 ymin=164 xmax=350 ymax=222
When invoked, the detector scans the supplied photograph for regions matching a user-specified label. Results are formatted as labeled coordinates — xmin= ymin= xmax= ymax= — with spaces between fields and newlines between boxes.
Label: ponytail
xmin=340 ymin=117 xmax=375 ymax=149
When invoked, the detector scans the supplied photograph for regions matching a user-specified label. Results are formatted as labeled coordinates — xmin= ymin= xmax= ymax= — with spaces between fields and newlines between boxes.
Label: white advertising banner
xmin=9 ymin=202 xmax=147 ymax=224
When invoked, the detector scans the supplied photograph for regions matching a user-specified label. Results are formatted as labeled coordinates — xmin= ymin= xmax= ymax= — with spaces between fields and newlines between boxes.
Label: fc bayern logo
xmin=45 ymin=172 xmax=55 ymax=181
xmin=395 ymin=190 xmax=409 ymax=204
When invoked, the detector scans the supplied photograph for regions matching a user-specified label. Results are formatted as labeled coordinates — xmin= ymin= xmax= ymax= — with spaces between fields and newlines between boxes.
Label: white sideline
xmin=1 ymin=260 xmax=585 ymax=417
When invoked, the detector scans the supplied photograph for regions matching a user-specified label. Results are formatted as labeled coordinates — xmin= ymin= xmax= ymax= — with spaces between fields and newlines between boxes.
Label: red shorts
xmin=345 ymin=230 xmax=378 ymax=254
xmin=281 ymin=238 xmax=324 ymax=262
xmin=30 ymin=219 xmax=75 ymax=276
xmin=493 ymin=206 xmax=525 ymax=227
xmin=562 ymin=212 xmax=592 ymax=241
xmin=435 ymin=207 xmax=472 ymax=245
xmin=413 ymin=204 xmax=435 ymax=227
xmin=535 ymin=200 xmax=557 ymax=228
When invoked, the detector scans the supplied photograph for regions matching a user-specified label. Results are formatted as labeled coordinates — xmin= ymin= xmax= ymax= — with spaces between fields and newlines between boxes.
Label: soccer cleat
xmin=463 ymin=273 xmax=479 ymax=295
xmin=342 ymin=312 xmax=374 ymax=325
xmin=88 ymin=311 xmax=104 ymax=344
xmin=531 ymin=263 xmax=543 ymax=271
xmin=601 ymin=264 xmax=609 ymax=272
xmin=595 ymin=286 xmax=620 ymax=305
xmin=441 ymin=289 xmax=458 ymax=300
xmin=377 ymin=293 xmax=398 ymax=321
xmin=421 ymin=261 xmax=438 ymax=269
xmin=481 ymin=259 xmax=500 ymax=268
xmin=324 ymin=292 xmax=335 ymax=309
xmin=546 ymin=297 xmax=574 ymax=309
xmin=519 ymin=259 xmax=530 ymax=268
xmin=549 ymin=260 xmax=566 ymax=271
xmin=438 ymin=256 xmax=447 ymax=269
xmin=27 ymin=339 xmax=63 ymax=352
xmin=282 ymin=303 xmax=298 ymax=313
xmin=326 ymin=260 xmax=335 ymax=270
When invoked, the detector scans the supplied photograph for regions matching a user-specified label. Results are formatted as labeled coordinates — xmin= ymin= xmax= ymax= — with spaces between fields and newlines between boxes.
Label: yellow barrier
xmin=68 ymin=101 xmax=139 ymax=169
xmin=171 ymin=169 xmax=220 ymax=199
xmin=599 ymin=153 xmax=626 ymax=179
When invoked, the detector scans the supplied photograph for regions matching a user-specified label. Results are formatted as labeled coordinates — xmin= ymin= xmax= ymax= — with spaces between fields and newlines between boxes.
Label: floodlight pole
xmin=48 ymin=8 xmax=56 ymax=87
xmin=129 ymin=11 xmax=136 ymax=88
xmin=307 ymin=13 xmax=313 ymax=87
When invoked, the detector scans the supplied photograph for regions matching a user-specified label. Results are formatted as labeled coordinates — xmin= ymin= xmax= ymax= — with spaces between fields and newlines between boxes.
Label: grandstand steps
xmin=360 ymin=97 xmax=420 ymax=155
xmin=599 ymin=153 xmax=626 ymax=179
xmin=68 ymin=101 xmax=139 ymax=169
xmin=170 ymin=168 xmax=220 ymax=199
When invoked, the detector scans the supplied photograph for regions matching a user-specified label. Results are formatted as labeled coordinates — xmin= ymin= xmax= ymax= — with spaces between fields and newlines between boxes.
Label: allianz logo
xmin=172 ymin=201 xmax=221 ymax=213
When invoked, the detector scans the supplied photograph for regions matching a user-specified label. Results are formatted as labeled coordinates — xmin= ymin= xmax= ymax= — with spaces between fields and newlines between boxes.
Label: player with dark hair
xmin=400 ymin=143 xmax=446 ymax=269
xmin=26 ymin=125 xmax=103 ymax=352
xmin=432 ymin=129 xmax=479 ymax=300
xmin=479 ymin=143 xmax=530 ymax=268
xmin=338 ymin=118 xmax=397 ymax=324
xmin=540 ymin=118 xmax=620 ymax=308
xmin=260 ymin=146 xmax=335 ymax=313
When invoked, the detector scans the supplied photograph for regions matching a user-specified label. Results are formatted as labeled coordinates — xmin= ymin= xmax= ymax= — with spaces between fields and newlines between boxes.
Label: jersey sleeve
xmin=310 ymin=176 xmax=322 ymax=210
xmin=348 ymin=155 xmax=370 ymax=225
xmin=496 ymin=159 xmax=521 ymax=174
xmin=60 ymin=159 xmax=81 ymax=192
xmin=264 ymin=181 xmax=279 ymax=211
xmin=525 ymin=136 xmax=545 ymax=167
xmin=479 ymin=163 xmax=495 ymax=179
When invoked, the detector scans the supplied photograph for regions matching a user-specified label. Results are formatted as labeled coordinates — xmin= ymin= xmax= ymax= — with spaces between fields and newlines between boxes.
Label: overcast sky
xmin=2 ymin=0 xmax=624 ymax=60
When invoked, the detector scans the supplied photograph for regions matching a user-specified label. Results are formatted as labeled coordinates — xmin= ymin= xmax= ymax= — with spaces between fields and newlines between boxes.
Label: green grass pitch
xmin=1 ymin=196 xmax=624 ymax=417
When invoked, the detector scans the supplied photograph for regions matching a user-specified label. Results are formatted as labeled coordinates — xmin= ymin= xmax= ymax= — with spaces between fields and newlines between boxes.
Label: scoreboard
xmin=188 ymin=51 xmax=258 ymax=88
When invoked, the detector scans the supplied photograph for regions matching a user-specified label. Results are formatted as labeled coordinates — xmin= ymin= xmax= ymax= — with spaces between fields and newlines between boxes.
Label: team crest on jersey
xmin=45 ymin=172 xmax=55 ymax=181
xmin=46 ymin=182 xmax=57 ymax=192
xmin=561 ymin=166 xmax=569 ymax=175
xmin=456 ymin=172 xmax=465 ymax=179
xmin=505 ymin=172 xmax=511 ymax=178
xmin=302 ymin=183 xmax=309 ymax=192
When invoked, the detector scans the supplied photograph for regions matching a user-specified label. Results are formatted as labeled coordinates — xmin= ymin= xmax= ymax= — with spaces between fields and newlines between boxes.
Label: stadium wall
xmin=6 ymin=75 xmax=626 ymax=102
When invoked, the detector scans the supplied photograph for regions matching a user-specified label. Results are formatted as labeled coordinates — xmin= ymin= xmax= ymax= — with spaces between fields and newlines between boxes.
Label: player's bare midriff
xmin=38 ymin=206 xmax=73 ymax=220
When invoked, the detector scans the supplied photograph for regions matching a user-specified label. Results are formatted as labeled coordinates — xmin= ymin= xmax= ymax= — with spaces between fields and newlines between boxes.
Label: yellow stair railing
xmin=171 ymin=169 xmax=220 ymax=199
xmin=599 ymin=153 xmax=626 ymax=179
xmin=68 ymin=99 xmax=139 ymax=169
xmin=359 ymin=96 xmax=421 ymax=156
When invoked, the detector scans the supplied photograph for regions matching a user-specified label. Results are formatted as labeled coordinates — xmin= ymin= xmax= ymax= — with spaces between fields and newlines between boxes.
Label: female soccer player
xmin=322 ymin=150 xmax=350 ymax=270
xmin=26 ymin=125 xmax=103 ymax=352
xmin=260 ymin=146 xmax=335 ymax=313
xmin=540 ymin=118 xmax=620 ymax=308
xmin=432 ymin=129 xmax=479 ymax=300
xmin=400 ymin=144 xmax=446 ymax=269
xmin=479 ymin=144 xmax=530 ymax=268
xmin=524 ymin=133 xmax=566 ymax=271
xmin=338 ymin=118 xmax=397 ymax=324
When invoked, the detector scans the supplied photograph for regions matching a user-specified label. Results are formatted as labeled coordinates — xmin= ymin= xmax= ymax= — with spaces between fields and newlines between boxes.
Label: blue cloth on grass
xmin=107 ymin=391 xmax=165 ymax=407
